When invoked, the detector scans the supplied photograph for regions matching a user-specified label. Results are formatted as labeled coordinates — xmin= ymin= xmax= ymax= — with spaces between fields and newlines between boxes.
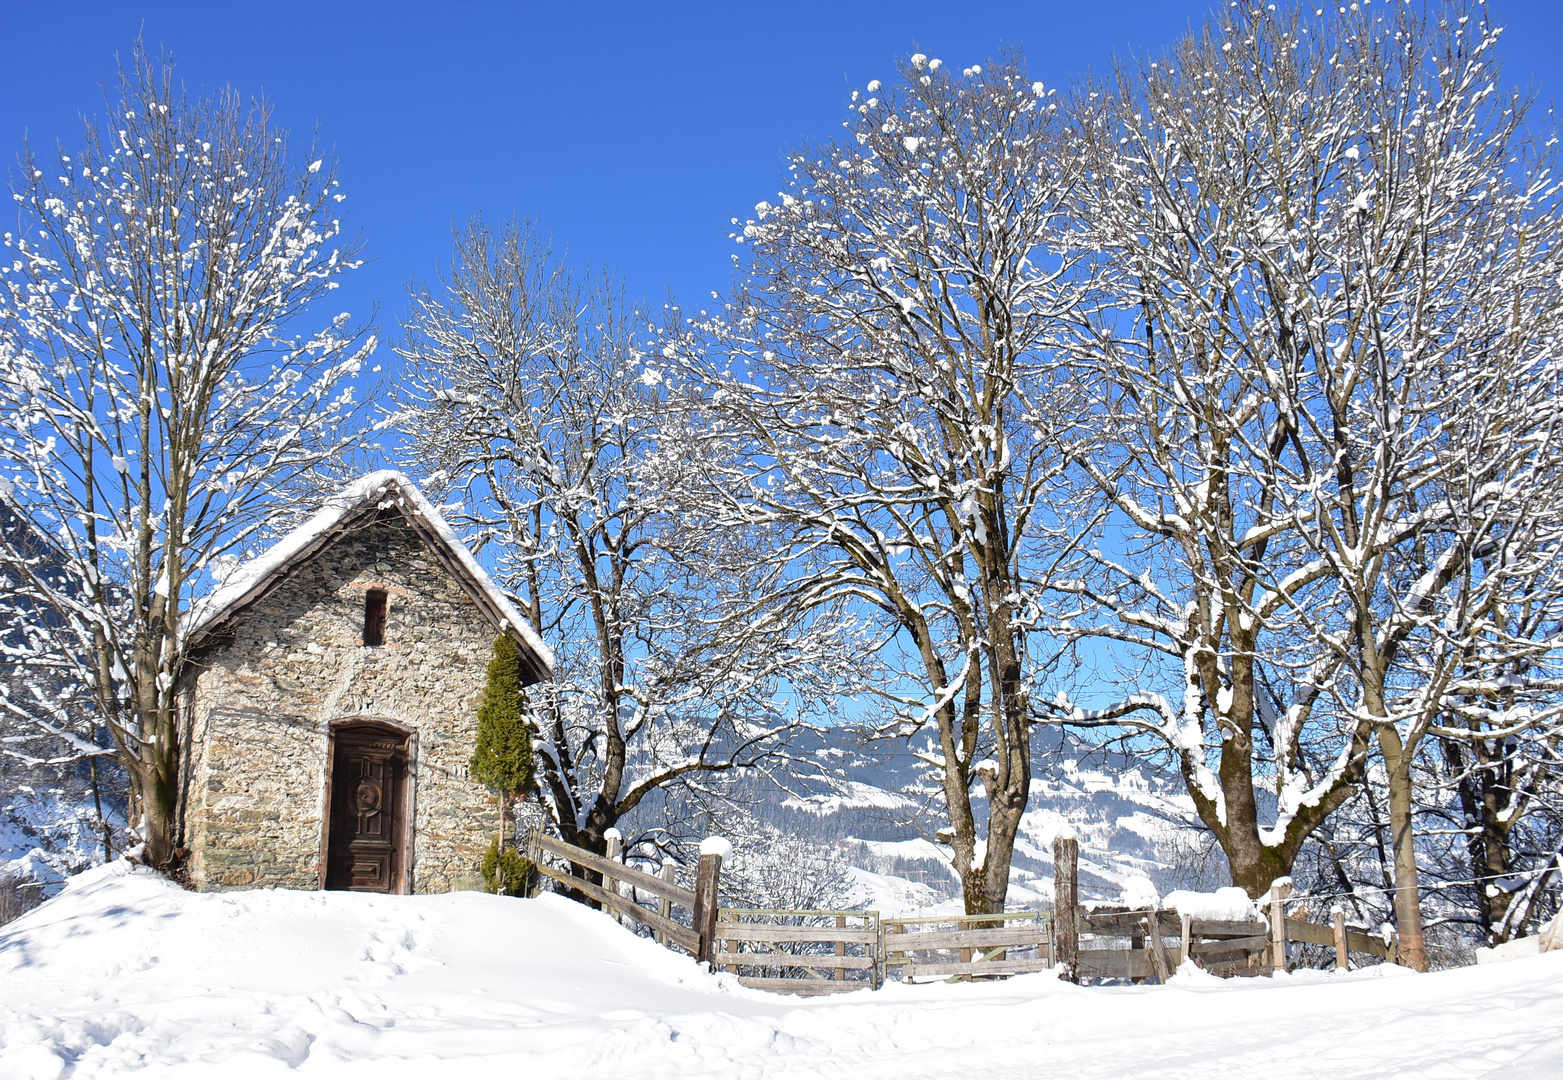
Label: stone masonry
xmin=183 ymin=510 xmax=508 ymax=894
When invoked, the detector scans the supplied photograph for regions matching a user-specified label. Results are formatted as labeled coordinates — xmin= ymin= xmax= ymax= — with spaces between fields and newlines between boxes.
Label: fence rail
xmin=1286 ymin=916 xmax=1396 ymax=961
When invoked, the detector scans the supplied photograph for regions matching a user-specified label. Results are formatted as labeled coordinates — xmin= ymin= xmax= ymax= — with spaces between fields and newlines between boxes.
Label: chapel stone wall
xmin=184 ymin=513 xmax=501 ymax=893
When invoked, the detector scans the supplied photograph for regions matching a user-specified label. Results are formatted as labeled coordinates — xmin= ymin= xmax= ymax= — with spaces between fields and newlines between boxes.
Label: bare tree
xmin=674 ymin=55 xmax=1091 ymax=914
xmin=397 ymin=218 xmax=848 ymax=859
xmin=0 ymin=44 xmax=375 ymax=869
xmin=1048 ymin=1 xmax=1563 ymax=969
xmin=1430 ymin=711 xmax=1563 ymax=948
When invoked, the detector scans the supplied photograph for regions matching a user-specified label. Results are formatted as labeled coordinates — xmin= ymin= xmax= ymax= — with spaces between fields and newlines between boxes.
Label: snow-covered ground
xmin=3 ymin=863 xmax=1560 ymax=1079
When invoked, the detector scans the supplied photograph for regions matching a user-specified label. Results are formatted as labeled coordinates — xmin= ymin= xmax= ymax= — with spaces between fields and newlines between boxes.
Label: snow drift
xmin=2 ymin=862 xmax=1561 ymax=1079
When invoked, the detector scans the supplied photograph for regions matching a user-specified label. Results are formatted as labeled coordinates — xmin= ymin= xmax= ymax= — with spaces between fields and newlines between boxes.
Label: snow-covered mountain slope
xmin=2 ymin=863 xmax=1560 ymax=1079
xmin=0 ymin=783 xmax=112 ymax=893
xmin=775 ymin=731 xmax=1219 ymax=912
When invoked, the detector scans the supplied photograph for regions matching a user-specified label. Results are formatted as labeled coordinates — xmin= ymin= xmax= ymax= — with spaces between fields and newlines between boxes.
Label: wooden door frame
xmin=318 ymin=717 xmax=416 ymax=894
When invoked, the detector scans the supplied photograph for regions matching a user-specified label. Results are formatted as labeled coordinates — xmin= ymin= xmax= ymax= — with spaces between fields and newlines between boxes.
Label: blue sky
xmin=2 ymin=0 xmax=1560 ymax=338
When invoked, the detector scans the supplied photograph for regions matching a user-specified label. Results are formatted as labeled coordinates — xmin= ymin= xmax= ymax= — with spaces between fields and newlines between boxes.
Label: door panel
xmin=326 ymin=727 xmax=407 ymax=892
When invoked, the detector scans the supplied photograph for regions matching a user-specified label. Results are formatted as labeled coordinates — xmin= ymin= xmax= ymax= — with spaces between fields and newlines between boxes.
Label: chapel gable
xmin=178 ymin=472 xmax=552 ymax=894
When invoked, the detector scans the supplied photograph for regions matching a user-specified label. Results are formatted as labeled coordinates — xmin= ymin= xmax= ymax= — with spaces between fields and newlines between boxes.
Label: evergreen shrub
xmin=481 ymin=836 xmax=533 ymax=897
xmin=468 ymin=633 xmax=535 ymax=795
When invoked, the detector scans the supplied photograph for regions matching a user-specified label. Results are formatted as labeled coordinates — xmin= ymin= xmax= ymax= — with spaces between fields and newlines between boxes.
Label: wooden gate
xmin=883 ymin=911 xmax=1053 ymax=982
xmin=715 ymin=909 xmax=882 ymax=995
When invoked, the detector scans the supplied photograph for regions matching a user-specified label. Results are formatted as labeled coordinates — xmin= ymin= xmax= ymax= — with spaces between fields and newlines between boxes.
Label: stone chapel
xmin=178 ymin=471 xmax=553 ymax=894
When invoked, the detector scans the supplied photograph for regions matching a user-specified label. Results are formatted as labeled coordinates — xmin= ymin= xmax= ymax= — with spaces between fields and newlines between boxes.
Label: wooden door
xmin=325 ymin=726 xmax=407 ymax=892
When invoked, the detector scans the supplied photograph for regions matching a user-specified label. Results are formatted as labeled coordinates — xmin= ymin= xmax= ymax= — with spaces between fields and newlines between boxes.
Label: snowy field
xmin=2 ymin=863 xmax=1560 ymax=1079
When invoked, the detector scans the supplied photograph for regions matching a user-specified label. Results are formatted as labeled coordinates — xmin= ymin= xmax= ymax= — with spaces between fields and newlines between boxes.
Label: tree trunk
xmin=939 ymin=648 xmax=1032 ymax=916
xmin=1182 ymin=715 xmax=1360 ymax=899
xmin=1378 ymin=725 xmax=1429 ymax=972
xmin=495 ymin=795 xmax=508 ymax=895
xmin=132 ymin=702 xmax=181 ymax=869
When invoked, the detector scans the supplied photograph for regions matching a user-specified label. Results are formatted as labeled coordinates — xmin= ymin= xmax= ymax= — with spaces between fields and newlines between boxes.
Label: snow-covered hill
xmin=2 ymin=863 xmax=1560 ymax=1079
xmin=769 ymin=730 xmax=1219 ymax=913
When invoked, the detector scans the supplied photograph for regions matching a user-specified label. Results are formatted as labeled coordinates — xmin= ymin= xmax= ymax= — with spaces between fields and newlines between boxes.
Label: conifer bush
xmin=481 ymin=836 xmax=533 ymax=897
xmin=470 ymin=634 xmax=536 ymax=893
xmin=470 ymin=634 xmax=535 ymax=794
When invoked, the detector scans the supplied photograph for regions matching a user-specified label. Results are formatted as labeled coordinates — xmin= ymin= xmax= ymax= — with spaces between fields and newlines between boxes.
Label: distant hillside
xmin=0 ymin=496 xmax=121 ymax=901
xmin=730 ymin=727 xmax=1227 ymax=914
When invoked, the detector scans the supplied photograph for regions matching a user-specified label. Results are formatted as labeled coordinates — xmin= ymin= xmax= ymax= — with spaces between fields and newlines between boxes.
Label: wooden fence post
xmin=1053 ymin=829 xmax=1079 ymax=982
xmin=873 ymin=916 xmax=884 ymax=991
xmin=835 ymin=914 xmax=847 ymax=982
xmin=1145 ymin=914 xmax=1171 ymax=983
xmin=1179 ymin=912 xmax=1192 ymax=967
xmin=693 ymin=836 xmax=729 ymax=969
xmin=1332 ymin=907 xmax=1349 ymax=971
xmin=1269 ymin=878 xmax=1292 ymax=973
xmin=604 ymin=829 xmax=624 ymax=925
xmin=524 ymin=828 xmax=540 ymax=897
xmin=657 ymin=859 xmax=677 ymax=945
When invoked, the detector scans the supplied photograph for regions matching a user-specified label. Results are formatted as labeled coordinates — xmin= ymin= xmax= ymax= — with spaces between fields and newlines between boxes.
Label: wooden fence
xmin=527 ymin=828 xmax=1398 ymax=994
xmin=712 ymin=909 xmax=1055 ymax=994
xmin=527 ymin=830 xmax=707 ymax=958
xmin=1062 ymin=908 xmax=1390 ymax=980
xmin=1073 ymin=907 xmax=1185 ymax=980
xmin=1286 ymin=913 xmax=1398 ymax=968
xmin=1050 ymin=837 xmax=1398 ymax=981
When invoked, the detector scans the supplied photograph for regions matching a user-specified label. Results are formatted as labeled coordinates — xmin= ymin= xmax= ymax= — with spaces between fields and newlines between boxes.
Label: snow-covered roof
xmin=184 ymin=470 xmax=554 ymax=682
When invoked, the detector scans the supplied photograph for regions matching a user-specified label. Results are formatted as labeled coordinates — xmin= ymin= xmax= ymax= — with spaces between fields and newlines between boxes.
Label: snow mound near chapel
xmin=3 ymin=861 xmax=1563 ymax=1079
